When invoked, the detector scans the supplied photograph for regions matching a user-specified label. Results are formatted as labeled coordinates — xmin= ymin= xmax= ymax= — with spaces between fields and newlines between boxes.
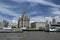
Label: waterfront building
xmin=57 ymin=22 xmax=60 ymax=24
xmin=45 ymin=20 xmax=49 ymax=30
xmin=3 ymin=20 xmax=9 ymax=27
xmin=52 ymin=18 xmax=56 ymax=24
xmin=51 ymin=18 xmax=57 ymax=27
xmin=51 ymin=21 xmax=60 ymax=30
xmin=47 ymin=19 xmax=60 ymax=31
xmin=0 ymin=22 xmax=4 ymax=29
xmin=31 ymin=23 xmax=36 ymax=28
xmin=31 ymin=22 xmax=46 ymax=29
xmin=18 ymin=12 xmax=30 ymax=28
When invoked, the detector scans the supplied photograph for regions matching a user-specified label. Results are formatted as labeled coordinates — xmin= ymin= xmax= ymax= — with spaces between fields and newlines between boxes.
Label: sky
xmin=0 ymin=0 xmax=60 ymax=23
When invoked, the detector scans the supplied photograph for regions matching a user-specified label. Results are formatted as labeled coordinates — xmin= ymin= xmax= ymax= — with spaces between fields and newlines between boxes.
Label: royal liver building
xmin=18 ymin=12 xmax=30 ymax=28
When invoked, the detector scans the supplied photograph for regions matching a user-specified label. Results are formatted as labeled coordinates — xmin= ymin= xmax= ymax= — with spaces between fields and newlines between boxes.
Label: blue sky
xmin=0 ymin=0 xmax=60 ymax=23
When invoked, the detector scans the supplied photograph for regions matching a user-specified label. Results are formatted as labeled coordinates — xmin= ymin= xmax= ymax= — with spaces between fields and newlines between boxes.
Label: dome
xmin=20 ymin=12 xmax=30 ymax=21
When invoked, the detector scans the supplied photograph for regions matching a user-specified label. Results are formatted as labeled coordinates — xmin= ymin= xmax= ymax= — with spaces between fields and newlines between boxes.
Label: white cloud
xmin=0 ymin=6 xmax=20 ymax=17
xmin=10 ymin=20 xmax=18 ymax=23
xmin=0 ymin=3 xmax=21 ymax=18
xmin=0 ymin=3 xmax=12 ymax=8
xmin=53 ymin=16 xmax=60 ymax=22
xmin=11 ymin=0 xmax=26 ymax=2
xmin=0 ymin=3 xmax=19 ymax=8
xmin=0 ymin=16 xmax=3 ymax=22
xmin=29 ymin=11 xmax=40 ymax=15
xmin=29 ymin=2 xmax=38 ymax=7
xmin=30 ymin=16 xmax=60 ymax=23
xmin=9 ymin=17 xmax=20 ymax=24
xmin=0 ymin=16 xmax=10 ymax=22
xmin=44 ymin=17 xmax=52 ymax=22
xmin=12 ymin=17 xmax=19 ymax=23
xmin=11 ymin=0 xmax=60 ymax=7
xmin=30 ymin=16 xmax=47 ymax=23
xmin=50 ymin=7 xmax=60 ymax=15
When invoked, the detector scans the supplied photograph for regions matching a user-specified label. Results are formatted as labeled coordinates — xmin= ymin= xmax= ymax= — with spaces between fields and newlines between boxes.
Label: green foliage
xmin=12 ymin=26 xmax=16 ymax=28
xmin=39 ymin=27 xmax=45 ymax=31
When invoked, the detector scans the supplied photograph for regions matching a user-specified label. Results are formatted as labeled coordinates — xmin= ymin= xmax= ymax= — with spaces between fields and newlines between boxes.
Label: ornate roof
xmin=19 ymin=12 xmax=30 ymax=21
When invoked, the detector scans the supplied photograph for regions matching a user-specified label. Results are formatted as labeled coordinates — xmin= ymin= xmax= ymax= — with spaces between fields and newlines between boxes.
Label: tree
xmin=39 ymin=27 xmax=45 ymax=31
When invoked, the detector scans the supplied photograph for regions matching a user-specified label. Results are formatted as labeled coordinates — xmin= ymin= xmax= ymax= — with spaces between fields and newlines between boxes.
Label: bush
xmin=39 ymin=27 xmax=45 ymax=31
xmin=12 ymin=26 xmax=16 ymax=28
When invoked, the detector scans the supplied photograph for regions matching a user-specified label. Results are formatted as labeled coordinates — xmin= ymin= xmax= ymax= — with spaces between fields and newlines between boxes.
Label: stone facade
xmin=31 ymin=22 xmax=46 ymax=29
xmin=18 ymin=12 xmax=30 ymax=28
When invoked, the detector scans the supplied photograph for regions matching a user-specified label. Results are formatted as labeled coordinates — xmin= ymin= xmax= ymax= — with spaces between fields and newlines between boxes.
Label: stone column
xmin=20 ymin=20 xmax=21 ymax=27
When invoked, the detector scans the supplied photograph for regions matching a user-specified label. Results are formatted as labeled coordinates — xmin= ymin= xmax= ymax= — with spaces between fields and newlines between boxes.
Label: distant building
xmin=52 ymin=18 xmax=56 ymax=24
xmin=3 ymin=20 xmax=9 ymax=27
xmin=49 ymin=19 xmax=60 ymax=30
xmin=18 ymin=12 xmax=30 ymax=28
xmin=0 ymin=22 xmax=4 ymax=29
xmin=9 ymin=23 xmax=18 ymax=28
xmin=31 ymin=23 xmax=36 ymax=28
xmin=31 ymin=22 xmax=46 ymax=29
xmin=45 ymin=20 xmax=49 ymax=30
xmin=57 ymin=22 xmax=60 ymax=24
xmin=51 ymin=24 xmax=60 ymax=29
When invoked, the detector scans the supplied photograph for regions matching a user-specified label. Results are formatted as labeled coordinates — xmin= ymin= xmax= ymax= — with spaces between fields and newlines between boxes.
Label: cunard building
xmin=18 ymin=12 xmax=30 ymax=28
